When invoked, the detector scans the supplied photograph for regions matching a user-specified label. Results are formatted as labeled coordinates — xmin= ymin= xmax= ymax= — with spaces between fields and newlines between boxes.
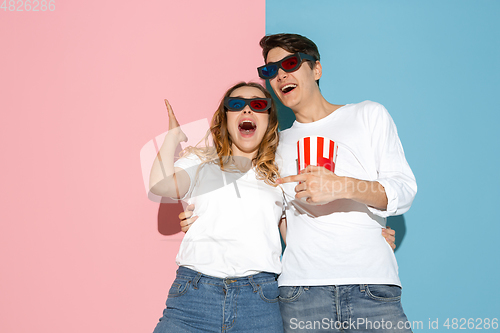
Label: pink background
xmin=0 ymin=1 xmax=265 ymax=332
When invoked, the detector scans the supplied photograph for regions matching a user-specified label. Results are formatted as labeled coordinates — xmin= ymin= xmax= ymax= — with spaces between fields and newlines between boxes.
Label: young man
xmin=181 ymin=33 xmax=416 ymax=332
xmin=259 ymin=33 xmax=417 ymax=332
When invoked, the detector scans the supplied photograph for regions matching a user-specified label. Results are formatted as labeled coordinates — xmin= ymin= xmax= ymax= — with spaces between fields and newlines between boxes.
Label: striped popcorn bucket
xmin=297 ymin=136 xmax=338 ymax=172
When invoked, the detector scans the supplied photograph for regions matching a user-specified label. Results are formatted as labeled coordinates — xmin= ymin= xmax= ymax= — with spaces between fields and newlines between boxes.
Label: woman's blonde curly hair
xmin=183 ymin=82 xmax=280 ymax=186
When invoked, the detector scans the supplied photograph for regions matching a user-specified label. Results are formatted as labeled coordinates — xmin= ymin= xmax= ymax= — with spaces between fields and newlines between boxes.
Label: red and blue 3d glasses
xmin=257 ymin=52 xmax=316 ymax=79
xmin=224 ymin=97 xmax=272 ymax=112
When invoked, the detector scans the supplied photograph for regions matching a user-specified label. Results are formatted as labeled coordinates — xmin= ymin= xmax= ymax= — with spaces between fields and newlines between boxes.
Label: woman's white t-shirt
xmin=174 ymin=154 xmax=283 ymax=278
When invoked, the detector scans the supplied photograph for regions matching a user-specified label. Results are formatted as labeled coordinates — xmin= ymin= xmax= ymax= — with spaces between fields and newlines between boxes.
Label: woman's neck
xmin=231 ymin=155 xmax=254 ymax=172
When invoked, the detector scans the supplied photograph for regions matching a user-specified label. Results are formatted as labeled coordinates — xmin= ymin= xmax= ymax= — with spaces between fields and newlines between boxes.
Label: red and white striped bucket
xmin=297 ymin=136 xmax=338 ymax=172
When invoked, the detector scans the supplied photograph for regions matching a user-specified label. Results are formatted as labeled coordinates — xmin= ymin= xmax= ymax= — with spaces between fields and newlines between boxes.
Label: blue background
xmin=267 ymin=0 xmax=500 ymax=329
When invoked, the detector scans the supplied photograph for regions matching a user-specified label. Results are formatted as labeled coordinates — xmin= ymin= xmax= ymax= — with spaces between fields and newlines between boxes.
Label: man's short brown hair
xmin=260 ymin=33 xmax=320 ymax=85
xmin=259 ymin=33 xmax=320 ymax=64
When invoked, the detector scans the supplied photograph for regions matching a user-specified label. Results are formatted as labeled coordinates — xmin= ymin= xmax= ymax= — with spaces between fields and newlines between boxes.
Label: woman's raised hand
xmin=165 ymin=99 xmax=188 ymax=143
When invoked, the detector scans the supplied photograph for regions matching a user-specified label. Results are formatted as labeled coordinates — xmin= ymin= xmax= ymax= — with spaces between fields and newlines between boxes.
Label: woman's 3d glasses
xmin=224 ymin=97 xmax=272 ymax=113
xmin=257 ymin=52 xmax=316 ymax=79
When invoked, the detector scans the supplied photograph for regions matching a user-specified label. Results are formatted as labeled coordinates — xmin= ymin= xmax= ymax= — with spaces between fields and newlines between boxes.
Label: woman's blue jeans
xmin=153 ymin=266 xmax=283 ymax=332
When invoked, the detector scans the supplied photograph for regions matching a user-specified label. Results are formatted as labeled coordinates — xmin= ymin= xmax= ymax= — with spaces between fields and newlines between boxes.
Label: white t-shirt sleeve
xmin=173 ymin=153 xmax=202 ymax=200
xmin=365 ymin=103 xmax=417 ymax=217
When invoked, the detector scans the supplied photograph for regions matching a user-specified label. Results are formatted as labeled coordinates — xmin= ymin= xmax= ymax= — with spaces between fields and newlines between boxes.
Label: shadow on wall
xmin=152 ymin=142 xmax=191 ymax=236
xmin=387 ymin=215 xmax=407 ymax=252
xmin=266 ymin=81 xmax=295 ymax=131
xmin=157 ymin=202 xmax=184 ymax=235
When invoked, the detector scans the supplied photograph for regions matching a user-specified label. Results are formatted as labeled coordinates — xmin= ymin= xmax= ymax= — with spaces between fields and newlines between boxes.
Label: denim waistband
xmin=176 ymin=266 xmax=278 ymax=288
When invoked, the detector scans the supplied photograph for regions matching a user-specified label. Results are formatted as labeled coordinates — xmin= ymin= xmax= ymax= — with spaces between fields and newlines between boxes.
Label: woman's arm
xmin=149 ymin=99 xmax=190 ymax=199
xmin=279 ymin=217 xmax=287 ymax=245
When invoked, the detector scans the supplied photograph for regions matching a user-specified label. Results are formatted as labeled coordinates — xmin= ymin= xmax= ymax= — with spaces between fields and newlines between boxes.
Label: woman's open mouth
xmin=238 ymin=120 xmax=257 ymax=135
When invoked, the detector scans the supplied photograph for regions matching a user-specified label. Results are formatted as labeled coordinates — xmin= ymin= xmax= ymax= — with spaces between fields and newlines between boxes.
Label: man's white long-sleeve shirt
xmin=277 ymin=101 xmax=417 ymax=287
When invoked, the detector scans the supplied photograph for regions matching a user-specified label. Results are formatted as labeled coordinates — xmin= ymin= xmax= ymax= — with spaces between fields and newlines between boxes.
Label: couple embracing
xmin=149 ymin=33 xmax=417 ymax=333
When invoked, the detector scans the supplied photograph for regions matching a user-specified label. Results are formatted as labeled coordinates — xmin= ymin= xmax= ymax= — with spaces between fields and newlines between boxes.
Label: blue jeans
xmin=153 ymin=266 xmax=284 ymax=332
xmin=279 ymin=284 xmax=412 ymax=332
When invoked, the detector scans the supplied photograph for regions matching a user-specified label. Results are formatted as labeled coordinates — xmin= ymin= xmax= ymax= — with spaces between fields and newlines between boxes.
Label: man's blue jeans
xmin=153 ymin=267 xmax=283 ymax=332
xmin=279 ymin=284 xmax=412 ymax=332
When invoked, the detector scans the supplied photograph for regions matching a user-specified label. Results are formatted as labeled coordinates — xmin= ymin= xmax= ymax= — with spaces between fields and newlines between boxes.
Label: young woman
xmin=149 ymin=82 xmax=285 ymax=332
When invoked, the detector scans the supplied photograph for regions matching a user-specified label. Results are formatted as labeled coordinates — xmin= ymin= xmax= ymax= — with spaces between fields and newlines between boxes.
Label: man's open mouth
xmin=281 ymin=84 xmax=297 ymax=93
xmin=239 ymin=120 xmax=256 ymax=134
